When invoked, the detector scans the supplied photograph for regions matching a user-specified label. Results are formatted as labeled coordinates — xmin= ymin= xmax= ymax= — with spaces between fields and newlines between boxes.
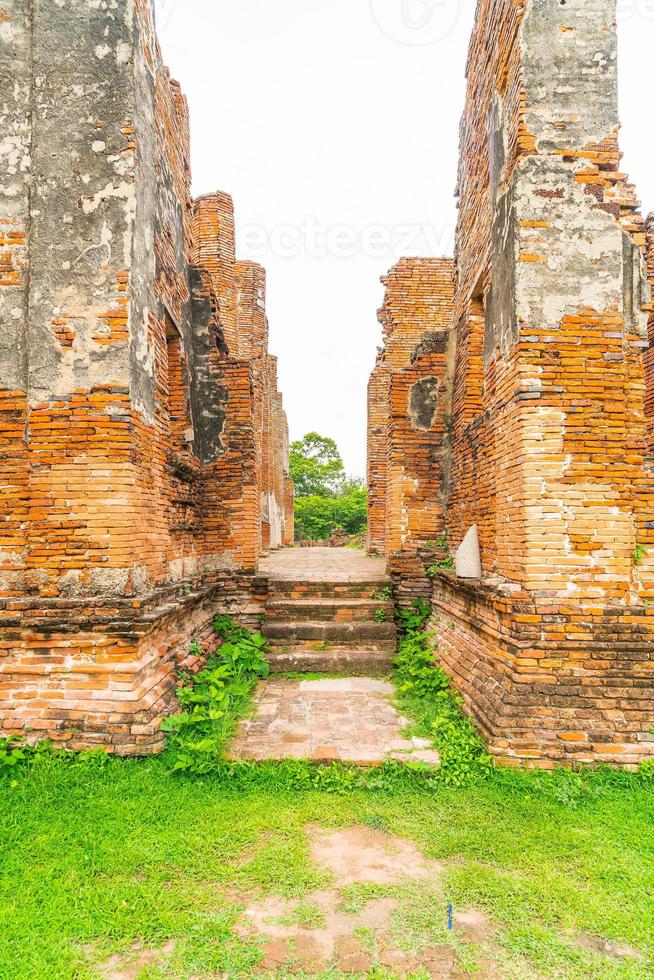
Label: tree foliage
xmin=290 ymin=433 xmax=367 ymax=542
xmin=289 ymin=432 xmax=345 ymax=497
xmin=295 ymin=482 xmax=367 ymax=541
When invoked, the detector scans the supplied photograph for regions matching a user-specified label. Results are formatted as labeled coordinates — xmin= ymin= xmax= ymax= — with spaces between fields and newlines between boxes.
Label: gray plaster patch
xmin=86 ymin=568 xmax=130 ymax=597
xmin=409 ymin=376 xmax=440 ymax=430
xmin=57 ymin=570 xmax=83 ymax=598
xmin=521 ymin=0 xmax=618 ymax=153
xmin=514 ymin=157 xmax=649 ymax=337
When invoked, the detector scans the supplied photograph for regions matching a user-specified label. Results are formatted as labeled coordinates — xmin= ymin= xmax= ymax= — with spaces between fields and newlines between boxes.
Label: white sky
xmin=155 ymin=0 xmax=654 ymax=478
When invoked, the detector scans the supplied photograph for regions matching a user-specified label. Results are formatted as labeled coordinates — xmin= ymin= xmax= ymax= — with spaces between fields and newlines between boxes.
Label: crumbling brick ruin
xmin=0 ymin=0 xmax=292 ymax=753
xmin=367 ymin=258 xmax=454 ymax=558
xmin=369 ymin=0 xmax=654 ymax=767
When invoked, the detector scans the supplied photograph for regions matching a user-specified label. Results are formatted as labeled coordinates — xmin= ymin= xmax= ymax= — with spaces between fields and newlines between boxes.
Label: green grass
xmin=1 ymin=755 xmax=653 ymax=978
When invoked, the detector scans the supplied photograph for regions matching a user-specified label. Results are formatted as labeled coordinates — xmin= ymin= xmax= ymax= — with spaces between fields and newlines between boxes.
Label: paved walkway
xmin=228 ymin=548 xmax=440 ymax=767
xmin=259 ymin=547 xmax=389 ymax=582
xmin=228 ymin=678 xmax=440 ymax=766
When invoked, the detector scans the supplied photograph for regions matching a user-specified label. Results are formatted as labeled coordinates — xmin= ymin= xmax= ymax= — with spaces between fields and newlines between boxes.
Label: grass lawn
xmin=1 ymin=754 xmax=653 ymax=978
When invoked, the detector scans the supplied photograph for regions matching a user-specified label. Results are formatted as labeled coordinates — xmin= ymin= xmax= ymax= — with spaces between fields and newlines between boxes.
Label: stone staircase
xmin=227 ymin=548 xmax=440 ymax=767
xmin=262 ymin=577 xmax=397 ymax=676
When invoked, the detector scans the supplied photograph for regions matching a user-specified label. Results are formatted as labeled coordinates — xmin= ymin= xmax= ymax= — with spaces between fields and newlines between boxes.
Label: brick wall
xmin=369 ymin=0 xmax=654 ymax=767
xmin=0 ymin=0 xmax=292 ymax=752
xmin=367 ymin=258 xmax=454 ymax=557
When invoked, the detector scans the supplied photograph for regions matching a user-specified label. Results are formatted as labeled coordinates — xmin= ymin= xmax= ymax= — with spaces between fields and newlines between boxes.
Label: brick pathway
xmin=259 ymin=547 xmax=390 ymax=582
xmin=228 ymin=548 xmax=440 ymax=767
xmin=228 ymin=678 xmax=440 ymax=766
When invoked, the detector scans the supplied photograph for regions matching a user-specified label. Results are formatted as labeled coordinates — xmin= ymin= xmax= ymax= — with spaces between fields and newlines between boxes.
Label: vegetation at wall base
xmin=160 ymin=616 xmax=269 ymax=774
xmin=393 ymin=600 xmax=494 ymax=786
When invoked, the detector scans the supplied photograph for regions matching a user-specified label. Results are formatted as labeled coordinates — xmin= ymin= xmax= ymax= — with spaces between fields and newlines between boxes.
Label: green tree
xmin=289 ymin=432 xmax=345 ymax=497
xmin=290 ymin=432 xmax=367 ymax=542
xmin=295 ymin=486 xmax=367 ymax=541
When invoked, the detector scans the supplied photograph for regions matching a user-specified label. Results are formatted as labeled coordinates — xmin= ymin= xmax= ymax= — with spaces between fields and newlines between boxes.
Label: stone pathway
xmin=259 ymin=546 xmax=389 ymax=582
xmin=229 ymin=547 xmax=440 ymax=767
xmin=229 ymin=677 xmax=440 ymax=766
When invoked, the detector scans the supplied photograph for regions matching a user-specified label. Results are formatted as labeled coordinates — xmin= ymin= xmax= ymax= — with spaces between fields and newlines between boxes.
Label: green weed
xmin=393 ymin=605 xmax=493 ymax=787
xmin=161 ymin=616 xmax=270 ymax=774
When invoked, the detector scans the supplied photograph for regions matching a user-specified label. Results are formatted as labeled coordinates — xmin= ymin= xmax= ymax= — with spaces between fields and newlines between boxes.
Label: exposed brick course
xmin=367 ymin=258 xmax=454 ymax=557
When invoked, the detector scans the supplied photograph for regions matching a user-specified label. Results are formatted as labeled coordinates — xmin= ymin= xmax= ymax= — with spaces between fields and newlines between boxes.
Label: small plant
xmin=0 ymin=735 xmax=32 ymax=774
xmin=393 ymin=603 xmax=493 ymax=787
xmin=634 ymin=544 xmax=647 ymax=566
xmin=162 ymin=616 xmax=270 ymax=774
xmin=428 ymin=556 xmax=454 ymax=576
xmin=371 ymin=586 xmax=393 ymax=601
xmin=373 ymin=608 xmax=387 ymax=623
xmin=283 ymin=902 xmax=326 ymax=930
xmin=395 ymin=599 xmax=431 ymax=633
xmin=423 ymin=533 xmax=448 ymax=550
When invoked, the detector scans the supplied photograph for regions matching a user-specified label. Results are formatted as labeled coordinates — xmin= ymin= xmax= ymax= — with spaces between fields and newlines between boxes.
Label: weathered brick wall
xmin=0 ymin=571 xmax=269 ymax=754
xmin=234 ymin=262 xmax=291 ymax=552
xmin=0 ymin=0 xmax=292 ymax=752
xmin=193 ymin=195 xmax=260 ymax=570
xmin=386 ymin=337 xmax=451 ymax=554
xmin=0 ymin=0 xmax=30 ymax=600
xmin=447 ymin=0 xmax=653 ymax=596
xmin=441 ymin=0 xmax=654 ymax=766
xmin=645 ymin=215 xmax=654 ymax=453
xmin=367 ymin=258 xmax=454 ymax=557
xmin=370 ymin=0 xmax=654 ymax=767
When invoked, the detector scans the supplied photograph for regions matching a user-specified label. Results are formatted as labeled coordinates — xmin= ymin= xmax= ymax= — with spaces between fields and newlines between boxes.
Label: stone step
xmin=269 ymin=580 xmax=391 ymax=602
xmin=265 ymin=597 xmax=395 ymax=624
xmin=267 ymin=647 xmax=394 ymax=676
xmin=263 ymin=620 xmax=397 ymax=647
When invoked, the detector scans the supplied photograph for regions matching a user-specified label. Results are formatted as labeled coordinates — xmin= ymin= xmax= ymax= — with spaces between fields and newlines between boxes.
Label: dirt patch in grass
xmin=96 ymin=940 xmax=175 ymax=979
xmin=234 ymin=824 xmax=493 ymax=975
xmin=306 ymin=822 xmax=444 ymax=886
xmin=237 ymin=890 xmax=398 ymax=973
xmin=575 ymin=932 xmax=644 ymax=962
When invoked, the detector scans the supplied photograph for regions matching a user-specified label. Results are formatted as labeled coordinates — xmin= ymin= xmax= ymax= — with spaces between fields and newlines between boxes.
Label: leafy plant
xmin=162 ymin=616 xmax=269 ymax=774
xmin=393 ymin=605 xmax=493 ymax=787
xmin=373 ymin=608 xmax=387 ymax=623
xmin=428 ymin=556 xmax=454 ymax=576
xmin=423 ymin=534 xmax=448 ymax=550
xmin=395 ymin=599 xmax=431 ymax=633
xmin=0 ymin=735 xmax=32 ymax=773
xmin=371 ymin=586 xmax=393 ymax=601
xmin=634 ymin=544 xmax=647 ymax=567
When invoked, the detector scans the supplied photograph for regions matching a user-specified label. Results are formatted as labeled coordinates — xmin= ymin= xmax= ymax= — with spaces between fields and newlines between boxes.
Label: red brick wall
xmin=369 ymin=0 xmax=654 ymax=767
xmin=436 ymin=0 xmax=654 ymax=765
xmin=367 ymin=258 xmax=454 ymax=557
xmin=0 ymin=0 xmax=292 ymax=753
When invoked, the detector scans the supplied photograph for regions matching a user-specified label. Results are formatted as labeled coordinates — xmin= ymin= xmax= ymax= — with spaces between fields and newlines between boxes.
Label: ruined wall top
xmin=376 ymin=258 xmax=455 ymax=372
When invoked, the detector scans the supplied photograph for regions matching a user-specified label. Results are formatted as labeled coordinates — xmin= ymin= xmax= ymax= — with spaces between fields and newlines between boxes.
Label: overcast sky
xmin=155 ymin=0 xmax=654 ymax=477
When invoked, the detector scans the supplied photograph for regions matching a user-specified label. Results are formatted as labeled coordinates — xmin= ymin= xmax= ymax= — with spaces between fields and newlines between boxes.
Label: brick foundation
xmin=431 ymin=573 xmax=654 ymax=768
xmin=0 ymin=573 xmax=268 ymax=753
